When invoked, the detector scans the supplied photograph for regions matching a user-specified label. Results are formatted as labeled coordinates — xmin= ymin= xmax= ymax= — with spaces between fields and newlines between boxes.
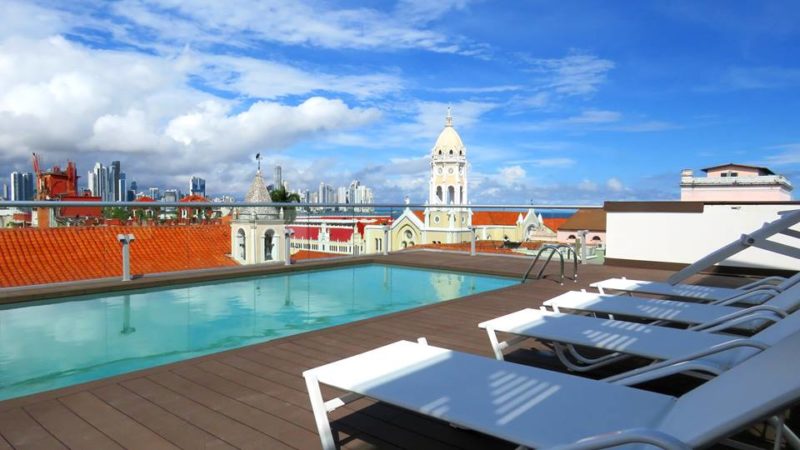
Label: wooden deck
xmin=0 ymin=252 xmax=757 ymax=449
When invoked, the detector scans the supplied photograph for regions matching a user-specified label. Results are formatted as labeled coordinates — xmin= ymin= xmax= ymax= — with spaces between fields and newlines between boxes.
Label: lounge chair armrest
xmin=689 ymin=305 xmax=787 ymax=331
xmin=603 ymin=338 xmax=769 ymax=385
xmin=714 ymin=287 xmax=779 ymax=306
xmin=739 ymin=276 xmax=786 ymax=290
xmin=548 ymin=428 xmax=691 ymax=450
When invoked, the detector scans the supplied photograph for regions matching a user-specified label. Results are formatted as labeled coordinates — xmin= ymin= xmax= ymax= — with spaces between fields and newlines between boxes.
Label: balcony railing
xmin=0 ymin=201 xmax=602 ymax=291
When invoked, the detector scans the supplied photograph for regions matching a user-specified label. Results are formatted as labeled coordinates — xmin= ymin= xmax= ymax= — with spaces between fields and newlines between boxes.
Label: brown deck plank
xmin=0 ymin=408 xmax=66 ymax=450
xmin=90 ymin=384 xmax=235 ymax=450
xmin=58 ymin=391 xmax=179 ymax=450
xmin=0 ymin=253 xmax=767 ymax=449
xmin=24 ymin=399 xmax=124 ymax=450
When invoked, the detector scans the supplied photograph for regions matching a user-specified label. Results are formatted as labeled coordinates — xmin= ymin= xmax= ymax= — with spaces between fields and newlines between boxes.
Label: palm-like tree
xmin=270 ymin=186 xmax=301 ymax=223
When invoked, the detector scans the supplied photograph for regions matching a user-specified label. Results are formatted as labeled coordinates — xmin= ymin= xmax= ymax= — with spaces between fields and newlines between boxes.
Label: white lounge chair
xmin=304 ymin=332 xmax=800 ymax=450
xmin=542 ymin=282 xmax=800 ymax=333
xmin=478 ymin=308 xmax=800 ymax=384
xmin=592 ymin=208 xmax=800 ymax=302
xmin=590 ymin=274 xmax=800 ymax=304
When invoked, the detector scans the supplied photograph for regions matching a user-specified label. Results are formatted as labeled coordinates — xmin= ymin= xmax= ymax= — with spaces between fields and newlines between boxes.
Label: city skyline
xmin=0 ymin=1 xmax=798 ymax=203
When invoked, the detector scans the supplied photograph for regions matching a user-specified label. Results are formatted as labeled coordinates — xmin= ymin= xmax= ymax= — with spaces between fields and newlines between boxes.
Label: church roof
xmin=241 ymin=170 xmax=277 ymax=219
xmin=432 ymin=109 xmax=465 ymax=155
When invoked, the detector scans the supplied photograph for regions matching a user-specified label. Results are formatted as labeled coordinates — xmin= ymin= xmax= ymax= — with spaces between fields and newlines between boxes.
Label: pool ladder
xmin=521 ymin=244 xmax=578 ymax=285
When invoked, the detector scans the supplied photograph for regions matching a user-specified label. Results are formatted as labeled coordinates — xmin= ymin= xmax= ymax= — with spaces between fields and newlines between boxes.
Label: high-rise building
xmin=21 ymin=172 xmax=34 ymax=201
xmin=117 ymin=173 xmax=127 ymax=202
xmin=1 ymin=183 xmax=8 ymax=200
xmin=273 ymin=165 xmax=282 ymax=189
xmin=129 ymin=180 xmax=137 ymax=192
xmin=317 ymin=182 xmax=335 ymax=204
xmin=10 ymin=172 xmax=22 ymax=201
xmin=91 ymin=163 xmax=111 ymax=200
xmin=189 ymin=176 xmax=206 ymax=197
xmin=148 ymin=187 xmax=160 ymax=200
xmin=110 ymin=161 xmax=121 ymax=201
xmin=163 ymin=189 xmax=179 ymax=212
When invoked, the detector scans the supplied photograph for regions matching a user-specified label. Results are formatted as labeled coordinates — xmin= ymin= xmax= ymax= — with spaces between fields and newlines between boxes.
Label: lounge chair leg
xmin=768 ymin=414 xmax=800 ymax=450
xmin=305 ymin=374 xmax=337 ymax=450
xmin=486 ymin=327 xmax=505 ymax=360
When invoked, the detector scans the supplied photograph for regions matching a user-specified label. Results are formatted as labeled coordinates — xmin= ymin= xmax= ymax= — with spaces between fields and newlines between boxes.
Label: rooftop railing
xmin=0 ymin=201 xmax=602 ymax=292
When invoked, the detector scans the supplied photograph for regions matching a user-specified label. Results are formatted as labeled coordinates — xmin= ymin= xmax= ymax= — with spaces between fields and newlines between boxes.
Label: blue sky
xmin=0 ymin=0 xmax=798 ymax=203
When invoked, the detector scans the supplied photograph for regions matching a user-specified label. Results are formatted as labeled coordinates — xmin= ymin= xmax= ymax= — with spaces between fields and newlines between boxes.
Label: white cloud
xmin=498 ymin=165 xmax=527 ymax=185
xmin=765 ymin=143 xmax=800 ymax=165
xmin=606 ymin=177 xmax=624 ymax=192
xmin=527 ymin=52 xmax=615 ymax=96
xmin=101 ymin=0 xmax=482 ymax=55
xmin=564 ymin=110 xmax=621 ymax=124
xmin=578 ymin=179 xmax=598 ymax=192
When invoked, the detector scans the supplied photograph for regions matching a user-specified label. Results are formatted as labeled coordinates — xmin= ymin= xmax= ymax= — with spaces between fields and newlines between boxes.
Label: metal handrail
xmin=521 ymin=244 xmax=578 ymax=285
xmin=0 ymin=200 xmax=602 ymax=209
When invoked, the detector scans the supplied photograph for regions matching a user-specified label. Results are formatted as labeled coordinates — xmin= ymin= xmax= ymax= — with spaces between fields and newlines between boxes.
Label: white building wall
xmin=606 ymin=204 xmax=800 ymax=270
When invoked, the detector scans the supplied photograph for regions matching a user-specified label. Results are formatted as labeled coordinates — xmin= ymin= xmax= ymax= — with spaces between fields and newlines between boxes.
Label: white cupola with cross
xmin=429 ymin=107 xmax=468 ymax=206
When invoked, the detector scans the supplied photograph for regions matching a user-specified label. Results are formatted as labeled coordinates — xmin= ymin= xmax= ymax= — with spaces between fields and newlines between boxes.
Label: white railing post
xmin=383 ymin=225 xmax=389 ymax=256
xmin=284 ymin=229 xmax=293 ymax=265
xmin=117 ymin=234 xmax=135 ymax=281
xmin=469 ymin=226 xmax=476 ymax=256
xmin=578 ymin=230 xmax=588 ymax=264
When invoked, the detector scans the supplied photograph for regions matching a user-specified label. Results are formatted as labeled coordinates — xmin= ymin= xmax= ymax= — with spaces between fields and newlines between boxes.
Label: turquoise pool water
xmin=0 ymin=264 xmax=514 ymax=400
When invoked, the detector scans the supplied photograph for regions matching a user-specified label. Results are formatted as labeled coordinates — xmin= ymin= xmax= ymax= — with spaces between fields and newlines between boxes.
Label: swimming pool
xmin=0 ymin=264 xmax=514 ymax=400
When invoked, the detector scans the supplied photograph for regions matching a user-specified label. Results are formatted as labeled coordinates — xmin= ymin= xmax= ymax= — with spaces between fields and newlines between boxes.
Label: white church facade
xmin=230 ymin=110 xmax=560 ymax=264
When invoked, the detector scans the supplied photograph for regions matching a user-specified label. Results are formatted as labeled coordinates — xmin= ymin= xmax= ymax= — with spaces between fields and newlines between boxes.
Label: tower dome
xmin=432 ymin=107 xmax=465 ymax=157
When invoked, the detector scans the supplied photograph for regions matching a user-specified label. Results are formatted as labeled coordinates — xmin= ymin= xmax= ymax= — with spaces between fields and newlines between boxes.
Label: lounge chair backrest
xmin=659 ymin=329 xmax=800 ymax=447
xmin=762 ymin=281 xmax=800 ymax=312
xmin=752 ymin=308 xmax=800 ymax=345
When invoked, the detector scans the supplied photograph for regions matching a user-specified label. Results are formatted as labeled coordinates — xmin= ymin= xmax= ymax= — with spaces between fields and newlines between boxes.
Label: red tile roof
xmin=0 ymin=224 xmax=235 ymax=287
xmin=412 ymin=210 xmax=425 ymax=222
xmin=291 ymin=250 xmax=341 ymax=262
xmin=542 ymin=217 xmax=568 ymax=232
xmin=472 ymin=211 xmax=521 ymax=226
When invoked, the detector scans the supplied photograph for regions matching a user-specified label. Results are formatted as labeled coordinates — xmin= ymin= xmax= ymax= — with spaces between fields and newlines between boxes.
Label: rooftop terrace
xmin=0 ymin=251 xmax=776 ymax=450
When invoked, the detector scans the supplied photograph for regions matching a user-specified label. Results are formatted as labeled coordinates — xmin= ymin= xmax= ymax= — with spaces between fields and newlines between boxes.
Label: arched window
xmin=568 ymin=234 xmax=576 ymax=241
xmin=436 ymin=186 xmax=443 ymax=202
xmin=264 ymin=229 xmax=275 ymax=261
xmin=448 ymin=186 xmax=455 ymax=204
xmin=592 ymin=236 xmax=602 ymax=242
xmin=409 ymin=241 xmax=415 ymax=246
xmin=438 ymin=150 xmax=442 ymax=155
xmin=449 ymin=149 xmax=454 ymax=155
xmin=459 ymin=150 xmax=463 ymax=155
xmin=401 ymin=241 xmax=408 ymax=249
xmin=236 ymin=229 xmax=247 ymax=260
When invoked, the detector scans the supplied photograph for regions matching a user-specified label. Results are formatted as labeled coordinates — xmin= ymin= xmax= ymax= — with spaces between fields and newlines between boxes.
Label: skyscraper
xmin=2 ymin=183 xmax=8 ymax=200
xmin=10 ymin=172 xmax=22 ymax=201
xmin=110 ymin=161 xmax=121 ymax=202
xmin=189 ymin=176 xmax=206 ymax=197
xmin=273 ymin=165 xmax=282 ymax=189
xmin=117 ymin=173 xmax=127 ymax=202
xmin=91 ymin=163 xmax=110 ymax=200
xmin=21 ymin=172 xmax=34 ymax=200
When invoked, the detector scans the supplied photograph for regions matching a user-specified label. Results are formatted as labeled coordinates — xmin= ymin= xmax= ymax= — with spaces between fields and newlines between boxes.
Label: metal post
xmin=383 ymin=225 xmax=389 ymax=256
xmin=469 ymin=226 xmax=476 ymax=256
xmin=579 ymin=230 xmax=588 ymax=264
xmin=117 ymin=234 xmax=135 ymax=281
xmin=284 ymin=229 xmax=293 ymax=265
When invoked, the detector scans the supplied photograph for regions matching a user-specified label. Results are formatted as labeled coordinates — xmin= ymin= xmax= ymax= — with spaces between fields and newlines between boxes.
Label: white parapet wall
xmin=606 ymin=202 xmax=800 ymax=271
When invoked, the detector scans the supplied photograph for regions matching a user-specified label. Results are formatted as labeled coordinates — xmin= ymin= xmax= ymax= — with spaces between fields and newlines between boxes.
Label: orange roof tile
xmin=542 ymin=217 xmax=568 ymax=232
xmin=412 ymin=210 xmax=425 ymax=222
xmin=0 ymin=224 xmax=236 ymax=288
xmin=291 ymin=250 xmax=341 ymax=262
xmin=472 ymin=211 xmax=521 ymax=226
